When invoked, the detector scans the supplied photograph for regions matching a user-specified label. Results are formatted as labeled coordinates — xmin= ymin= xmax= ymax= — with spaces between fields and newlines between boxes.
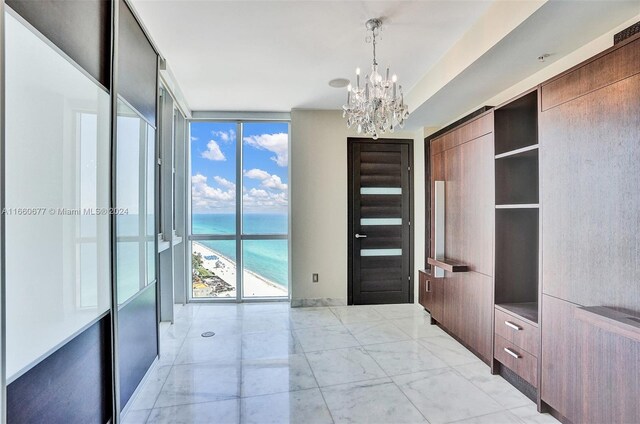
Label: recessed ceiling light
xmin=329 ymin=78 xmax=350 ymax=88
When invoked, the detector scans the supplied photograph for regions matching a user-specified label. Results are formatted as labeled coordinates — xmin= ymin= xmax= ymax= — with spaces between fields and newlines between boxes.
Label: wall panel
xmin=6 ymin=0 xmax=111 ymax=88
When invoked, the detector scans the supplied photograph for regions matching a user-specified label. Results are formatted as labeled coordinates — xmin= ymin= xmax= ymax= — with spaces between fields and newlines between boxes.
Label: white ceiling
xmin=130 ymin=0 xmax=493 ymax=112
xmin=405 ymin=0 xmax=640 ymax=129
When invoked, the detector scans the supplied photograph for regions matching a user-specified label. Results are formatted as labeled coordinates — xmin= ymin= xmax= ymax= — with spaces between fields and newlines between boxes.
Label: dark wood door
xmin=348 ymin=139 xmax=413 ymax=305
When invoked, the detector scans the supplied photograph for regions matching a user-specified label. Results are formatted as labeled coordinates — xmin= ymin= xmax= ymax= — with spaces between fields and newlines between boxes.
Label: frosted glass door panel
xmin=360 ymin=187 xmax=402 ymax=195
xmin=360 ymin=218 xmax=402 ymax=226
xmin=4 ymin=12 xmax=110 ymax=380
xmin=360 ymin=249 xmax=402 ymax=257
xmin=116 ymin=99 xmax=156 ymax=305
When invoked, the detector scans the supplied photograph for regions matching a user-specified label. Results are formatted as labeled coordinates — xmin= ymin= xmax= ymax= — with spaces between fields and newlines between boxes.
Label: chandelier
xmin=343 ymin=18 xmax=409 ymax=139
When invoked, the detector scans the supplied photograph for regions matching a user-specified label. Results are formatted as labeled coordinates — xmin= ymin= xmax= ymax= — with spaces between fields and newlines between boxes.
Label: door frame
xmin=347 ymin=137 xmax=414 ymax=305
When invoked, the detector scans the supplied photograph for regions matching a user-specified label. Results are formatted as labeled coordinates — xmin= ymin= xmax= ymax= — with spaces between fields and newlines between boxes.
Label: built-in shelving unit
xmin=494 ymin=89 xmax=540 ymax=323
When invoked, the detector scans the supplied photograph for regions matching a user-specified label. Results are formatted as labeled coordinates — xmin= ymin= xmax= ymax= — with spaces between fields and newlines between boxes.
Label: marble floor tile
xmin=185 ymin=318 xmax=242 ymax=338
xmin=509 ymin=404 xmax=559 ymax=423
xmin=197 ymin=304 xmax=242 ymax=319
xmin=122 ymin=408 xmax=151 ymax=424
xmin=129 ymin=303 xmax=558 ymax=424
xmin=174 ymin=333 xmax=242 ymax=365
xmin=242 ymin=330 xmax=303 ymax=360
xmin=173 ymin=304 xmax=201 ymax=320
xmin=363 ymin=340 xmax=448 ymax=376
xmin=289 ymin=308 xmax=342 ymax=329
xmin=455 ymin=362 xmax=531 ymax=409
xmin=241 ymin=354 xmax=318 ymax=397
xmin=240 ymin=388 xmax=333 ymax=424
xmin=157 ymin=338 xmax=185 ymax=366
xmin=306 ymin=346 xmax=387 ymax=387
xmin=329 ymin=306 xmax=385 ymax=325
xmin=163 ymin=321 xmax=192 ymax=341
xmin=146 ymin=398 xmax=239 ymax=424
xmin=129 ymin=365 xmax=172 ymax=411
xmin=346 ymin=321 xmax=411 ymax=345
xmin=373 ymin=304 xmax=427 ymax=320
xmin=418 ymin=335 xmax=482 ymax=367
xmin=154 ymin=362 xmax=240 ymax=408
xmin=295 ymin=325 xmax=360 ymax=352
xmin=450 ymin=410 xmax=524 ymax=424
xmin=239 ymin=302 xmax=291 ymax=317
xmin=391 ymin=316 xmax=447 ymax=339
xmin=393 ymin=368 xmax=503 ymax=424
xmin=322 ymin=378 xmax=426 ymax=423
xmin=241 ymin=312 xmax=291 ymax=333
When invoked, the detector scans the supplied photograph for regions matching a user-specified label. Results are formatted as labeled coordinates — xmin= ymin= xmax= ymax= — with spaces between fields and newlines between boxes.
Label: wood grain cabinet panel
xmin=419 ymin=270 xmax=444 ymax=323
xmin=494 ymin=335 xmax=537 ymax=387
xmin=494 ymin=308 xmax=538 ymax=356
xmin=428 ymin=112 xmax=494 ymax=364
xmin=542 ymin=295 xmax=640 ymax=424
xmin=443 ymin=132 xmax=494 ymax=274
xmin=541 ymin=36 xmax=640 ymax=110
xmin=540 ymin=71 xmax=640 ymax=311
xmin=443 ymin=272 xmax=493 ymax=361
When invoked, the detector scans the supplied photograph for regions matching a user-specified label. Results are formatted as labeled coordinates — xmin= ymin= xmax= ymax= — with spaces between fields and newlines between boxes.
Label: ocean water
xmin=193 ymin=214 xmax=289 ymax=288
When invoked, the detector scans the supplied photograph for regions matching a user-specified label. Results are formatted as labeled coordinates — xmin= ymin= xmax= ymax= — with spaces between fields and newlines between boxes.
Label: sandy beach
xmin=192 ymin=241 xmax=287 ymax=298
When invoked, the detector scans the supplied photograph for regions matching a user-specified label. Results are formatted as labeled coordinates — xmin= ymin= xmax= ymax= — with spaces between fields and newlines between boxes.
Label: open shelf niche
xmin=494 ymin=89 xmax=540 ymax=323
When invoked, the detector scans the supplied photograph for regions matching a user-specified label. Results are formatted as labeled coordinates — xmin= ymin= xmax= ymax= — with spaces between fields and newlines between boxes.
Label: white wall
xmin=290 ymin=110 xmax=424 ymax=305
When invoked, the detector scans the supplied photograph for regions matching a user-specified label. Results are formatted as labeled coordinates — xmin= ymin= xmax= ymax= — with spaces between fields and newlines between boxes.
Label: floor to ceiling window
xmin=189 ymin=120 xmax=289 ymax=300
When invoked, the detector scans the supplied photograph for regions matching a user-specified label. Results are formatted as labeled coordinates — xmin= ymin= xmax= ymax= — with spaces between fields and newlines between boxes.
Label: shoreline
xmin=192 ymin=241 xmax=287 ymax=296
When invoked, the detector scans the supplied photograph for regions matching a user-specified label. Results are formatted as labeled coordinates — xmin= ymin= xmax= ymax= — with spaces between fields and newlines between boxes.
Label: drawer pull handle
xmin=504 ymin=321 xmax=522 ymax=331
xmin=504 ymin=347 xmax=521 ymax=359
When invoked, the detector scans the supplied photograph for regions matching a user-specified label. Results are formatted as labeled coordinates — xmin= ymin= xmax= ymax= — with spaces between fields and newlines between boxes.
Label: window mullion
xmin=235 ymin=121 xmax=243 ymax=302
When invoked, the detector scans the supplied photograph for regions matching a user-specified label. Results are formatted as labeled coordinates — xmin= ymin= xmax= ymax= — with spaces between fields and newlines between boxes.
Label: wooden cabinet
xmin=423 ymin=32 xmax=640 ymax=423
xmin=542 ymin=295 xmax=640 ymax=424
xmin=427 ymin=112 xmax=495 ymax=363
xmin=538 ymin=34 xmax=640 ymax=423
xmin=540 ymin=35 xmax=640 ymax=311
xmin=418 ymin=269 xmax=443 ymax=323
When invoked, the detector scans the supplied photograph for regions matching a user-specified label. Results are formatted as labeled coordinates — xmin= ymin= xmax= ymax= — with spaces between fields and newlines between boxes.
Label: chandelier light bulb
xmin=392 ymin=74 xmax=397 ymax=82
xmin=356 ymin=67 xmax=361 ymax=75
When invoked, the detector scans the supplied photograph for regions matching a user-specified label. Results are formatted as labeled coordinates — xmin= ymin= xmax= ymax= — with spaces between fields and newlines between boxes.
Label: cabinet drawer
xmin=495 ymin=335 xmax=538 ymax=387
xmin=495 ymin=308 xmax=538 ymax=356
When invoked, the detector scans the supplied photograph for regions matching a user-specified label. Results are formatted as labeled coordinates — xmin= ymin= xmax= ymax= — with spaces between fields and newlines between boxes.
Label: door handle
xmin=355 ymin=234 xmax=367 ymax=239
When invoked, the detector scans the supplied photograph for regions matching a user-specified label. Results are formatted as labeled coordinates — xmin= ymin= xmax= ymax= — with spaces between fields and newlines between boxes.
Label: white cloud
xmin=243 ymin=133 xmax=288 ymax=167
xmin=242 ymin=188 xmax=288 ymax=211
xmin=202 ymin=140 xmax=226 ymax=161
xmin=191 ymin=173 xmax=235 ymax=212
xmin=262 ymin=174 xmax=287 ymax=191
xmin=243 ymin=168 xmax=287 ymax=191
xmin=190 ymin=136 xmax=199 ymax=141
xmin=212 ymin=129 xmax=235 ymax=143
xmin=213 ymin=176 xmax=235 ymax=190
xmin=244 ymin=168 xmax=270 ymax=180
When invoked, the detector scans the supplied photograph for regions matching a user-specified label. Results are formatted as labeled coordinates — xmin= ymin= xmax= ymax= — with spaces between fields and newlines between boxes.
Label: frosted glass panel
xmin=360 ymin=187 xmax=402 ymax=195
xmin=361 ymin=249 xmax=402 ymax=257
xmin=116 ymin=100 xmax=156 ymax=305
xmin=360 ymin=218 xmax=402 ymax=226
xmin=5 ymin=12 xmax=110 ymax=380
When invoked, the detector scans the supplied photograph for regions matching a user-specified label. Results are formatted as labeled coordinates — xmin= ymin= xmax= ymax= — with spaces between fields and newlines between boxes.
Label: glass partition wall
xmin=189 ymin=121 xmax=289 ymax=301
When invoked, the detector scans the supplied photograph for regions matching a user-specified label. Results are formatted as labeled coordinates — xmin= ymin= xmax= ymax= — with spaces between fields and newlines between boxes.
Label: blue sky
xmin=190 ymin=121 xmax=288 ymax=214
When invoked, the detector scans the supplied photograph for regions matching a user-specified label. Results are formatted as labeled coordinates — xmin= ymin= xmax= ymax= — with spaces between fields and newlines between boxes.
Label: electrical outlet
xmin=312 ymin=273 xmax=319 ymax=283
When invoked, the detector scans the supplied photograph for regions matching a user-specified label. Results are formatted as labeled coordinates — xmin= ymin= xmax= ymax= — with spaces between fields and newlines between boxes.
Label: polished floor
xmin=122 ymin=303 xmax=558 ymax=424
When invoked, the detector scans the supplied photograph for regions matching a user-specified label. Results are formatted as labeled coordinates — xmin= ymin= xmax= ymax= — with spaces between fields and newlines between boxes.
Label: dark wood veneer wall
xmin=420 ymin=32 xmax=640 ymax=424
